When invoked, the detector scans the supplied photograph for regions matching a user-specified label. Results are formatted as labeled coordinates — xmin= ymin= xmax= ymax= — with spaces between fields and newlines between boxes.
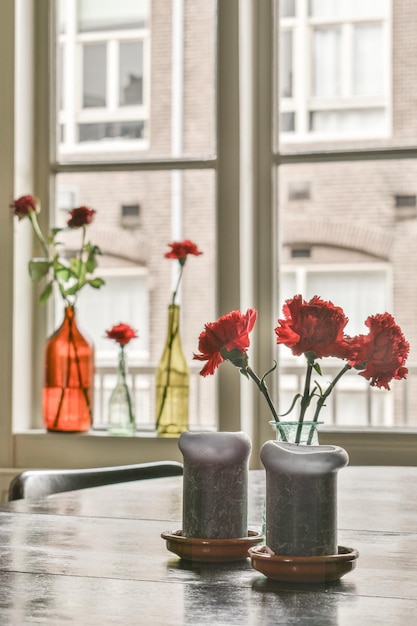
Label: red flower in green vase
xmin=156 ymin=239 xmax=203 ymax=432
xmin=165 ymin=239 xmax=203 ymax=305
xmin=349 ymin=313 xmax=409 ymax=390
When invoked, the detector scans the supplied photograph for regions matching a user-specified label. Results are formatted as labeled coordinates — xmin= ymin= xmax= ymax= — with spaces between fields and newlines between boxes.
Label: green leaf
xmin=85 ymin=254 xmax=97 ymax=274
xmin=55 ymin=266 xmax=71 ymax=282
xmin=65 ymin=282 xmax=84 ymax=296
xmin=39 ymin=282 xmax=53 ymax=304
xmin=69 ymin=257 xmax=82 ymax=277
xmin=313 ymin=362 xmax=322 ymax=375
xmin=88 ymin=277 xmax=105 ymax=289
xmin=279 ymin=393 xmax=302 ymax=417
xmin=29 ymin=259 xmax=50 ymax=282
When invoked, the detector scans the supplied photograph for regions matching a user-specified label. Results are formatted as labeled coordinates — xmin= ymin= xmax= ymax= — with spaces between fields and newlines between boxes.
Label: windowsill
xmin=9 ymin=427 xmax=417 ymax=470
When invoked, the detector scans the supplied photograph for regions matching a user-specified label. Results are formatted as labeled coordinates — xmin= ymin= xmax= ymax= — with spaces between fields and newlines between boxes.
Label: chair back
xmin=8 ymin=461 xmax=183 ymax=500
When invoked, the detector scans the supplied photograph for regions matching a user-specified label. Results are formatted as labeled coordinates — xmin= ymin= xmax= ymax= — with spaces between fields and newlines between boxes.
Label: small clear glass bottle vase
xmin=155 ymin=304 xmax=189 ymax=436
xmin=108 ymin=348 xmax=135 ymax=436
xmin=270 ymin=420 xmax=322 ymax=445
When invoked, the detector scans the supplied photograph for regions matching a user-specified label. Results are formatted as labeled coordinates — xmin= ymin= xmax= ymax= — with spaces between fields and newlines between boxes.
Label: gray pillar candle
xmin=179 ymin=431 xmax=251 ymax=539
xmin=260 ymin=440 xmax=349 ymax=556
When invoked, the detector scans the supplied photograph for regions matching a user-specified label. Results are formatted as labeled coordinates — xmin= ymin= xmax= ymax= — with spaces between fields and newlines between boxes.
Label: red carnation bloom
xmin=275 ymin=294 xmax=353 ymax=360
xmin=349 ymin=313 xmax=409 ymax=389
xmin=67 ymin=206 xmax=96 ymax=228
xmin=106 ymin=323 xmax=138 ymax=347
xmin=165 ymin=240 xmax=203 ymax=265
xmin=10 ymin=195 xmax=40 ymax=220
xmin=194 ymin=308 xmax=257 ymax=376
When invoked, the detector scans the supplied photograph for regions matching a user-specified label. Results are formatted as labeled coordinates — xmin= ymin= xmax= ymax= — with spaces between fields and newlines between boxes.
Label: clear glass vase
xmin=270 ymin=420 xmax=322 ymax=445
xmin=108 ymin=348 xmax=135 ymax=436
xmin=155 ymin=304 xmax=189 ymax=436
xmin=43 ymin=305 xmax=94 ymax=432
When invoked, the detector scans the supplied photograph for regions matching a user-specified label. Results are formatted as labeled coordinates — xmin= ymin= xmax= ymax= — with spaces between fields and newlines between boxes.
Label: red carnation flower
xmin=10 ymin=195 xmax=40 ymax=220
xmin=275 ymin=294 xmax=353 ymax=360
xmin=165 ymin=240 xmax=203 ymax=265
xmin=194 ymin=308 xmax=257 ymax=376
xmin=349 ymin=313 xmax=409 ymax=389
xmin=106 ymin=323 xmax=138 ymax=347
xmin=67 ymin=206 xmax=96 ymax=228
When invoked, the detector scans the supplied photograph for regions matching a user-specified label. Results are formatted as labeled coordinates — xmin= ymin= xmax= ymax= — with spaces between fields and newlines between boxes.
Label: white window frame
xmin=280 ymin=0 xmax=392 ymax=142
xmin=0 ymin=0 xmax=416 ymax=485
xmin=58 ymin=0 xmax=150 ymax=154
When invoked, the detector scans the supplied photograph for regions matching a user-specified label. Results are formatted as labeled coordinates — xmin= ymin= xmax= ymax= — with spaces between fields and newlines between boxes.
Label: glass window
xmin=280 ymin=30 xmax=293 ymax=98
xmin=119 ymin=41 xmax=143 ymax=106
xmin=82 ymin=43 xmax=106 ymax=107
xmin=77 ymin=0 xmax=149 ymax=32
xmin=312 ymin=27 xmax=341 ymax=98
xmin=353 ymin=23 xmax=384 ymax=97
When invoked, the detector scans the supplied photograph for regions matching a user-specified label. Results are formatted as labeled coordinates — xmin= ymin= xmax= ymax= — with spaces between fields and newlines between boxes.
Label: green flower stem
xmin=296 ymin=357 xmax=315 ymax=443
xmin=119 ymin=346 xmax=135 ymax=425
xmin=171 ymin=263 xmax=184 ymax=305
xmin=246 ymin=366 xmax=288 ymax=442
xmin=156 ymin=309 xmax=178 ymax=429
xmin=29 ymin=212 xmax=50 ymax=259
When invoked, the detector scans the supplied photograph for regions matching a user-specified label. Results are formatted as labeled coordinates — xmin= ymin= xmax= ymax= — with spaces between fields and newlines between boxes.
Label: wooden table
xmin=0 ymin=467 xmax=417 ymax=625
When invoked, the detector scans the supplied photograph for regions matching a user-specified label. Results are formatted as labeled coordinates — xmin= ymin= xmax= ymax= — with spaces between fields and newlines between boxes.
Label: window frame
xmin=280 ymin=0 xmax=392 ymax=142
xmin=1 ymin=0 xmax=417 ymax=480
xmin=58 ymin=0 xmax=150 ymax=153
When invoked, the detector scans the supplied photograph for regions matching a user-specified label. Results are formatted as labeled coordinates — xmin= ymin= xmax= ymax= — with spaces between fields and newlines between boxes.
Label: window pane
xmin=353 ymin=23 xmax=384 ymax=97
xmin=310 ymin=0 xmax=388 ymax=19
xmin=119 ymin=41 xmax=143 ymax=106
xmin=280 ymin=30 xmax=293 ymax=98
xmin=278 ymin=159 xmax=417 ymax=428
xmin=279 ymin=0 xmax=295 ymax=18
xmin=57 ymin=0 xmax=215 ymax=162
xmin=309 ymin=109 xmax=386 ymax=134
xmin=78 ymin=121 xmax=144 ymax=141
xmin=83 ymin=43 xmax=106 ymax=107
xmin=55 ymin=169 xmax=216 ymax=431
xmin=312 ymin=27 xmax=341 ymax=98
xmin=78 ymin=0 xmax=149 ymax=32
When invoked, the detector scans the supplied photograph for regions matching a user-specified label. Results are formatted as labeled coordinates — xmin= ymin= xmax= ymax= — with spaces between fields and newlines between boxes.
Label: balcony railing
xmin=93 ymin=361 xmax=416 ymax=432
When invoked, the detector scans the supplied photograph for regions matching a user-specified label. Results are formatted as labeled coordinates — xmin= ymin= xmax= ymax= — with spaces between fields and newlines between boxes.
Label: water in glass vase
xmin=108 ymin=349 xmax=135 ymax=436
xmin=155 ymin=304 xmax=189 ymax=436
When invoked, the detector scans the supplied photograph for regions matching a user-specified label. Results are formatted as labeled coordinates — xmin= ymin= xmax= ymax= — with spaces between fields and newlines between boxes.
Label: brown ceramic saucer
xmin=161 ymin=529 xmax=264 ymax=562
xmin=248 ymin=545 xmax=359 ymax=583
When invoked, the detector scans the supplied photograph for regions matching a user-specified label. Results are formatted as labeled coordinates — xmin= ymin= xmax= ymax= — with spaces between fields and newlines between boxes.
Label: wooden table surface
xmin=0 ymin=466 xmax=417 ymax=625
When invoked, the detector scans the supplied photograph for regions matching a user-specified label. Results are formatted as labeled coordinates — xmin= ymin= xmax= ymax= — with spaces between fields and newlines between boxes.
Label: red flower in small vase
xmin=275 ymin=294 xmax=353 ymax=360
xmin=194 ymin=308 xmax=257 ymax=376
xmin=349 ymin=313 xmax=409 ymax=389
xmin=106 ymin=323 xmax=138 ymax=347
xmin=67 ymin=206 xmax=96 ymax=228
xmin=10 ymin=194 xmax=40 ymax=220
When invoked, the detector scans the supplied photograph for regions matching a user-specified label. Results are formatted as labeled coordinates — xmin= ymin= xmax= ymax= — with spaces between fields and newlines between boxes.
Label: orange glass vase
xmin=43 ymin=306 xmax=94 ymax=432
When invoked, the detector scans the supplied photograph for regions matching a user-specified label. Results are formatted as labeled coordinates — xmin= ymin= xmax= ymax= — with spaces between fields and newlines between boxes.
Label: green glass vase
xmin=155 ymin=304 xmax=189 ymax=436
